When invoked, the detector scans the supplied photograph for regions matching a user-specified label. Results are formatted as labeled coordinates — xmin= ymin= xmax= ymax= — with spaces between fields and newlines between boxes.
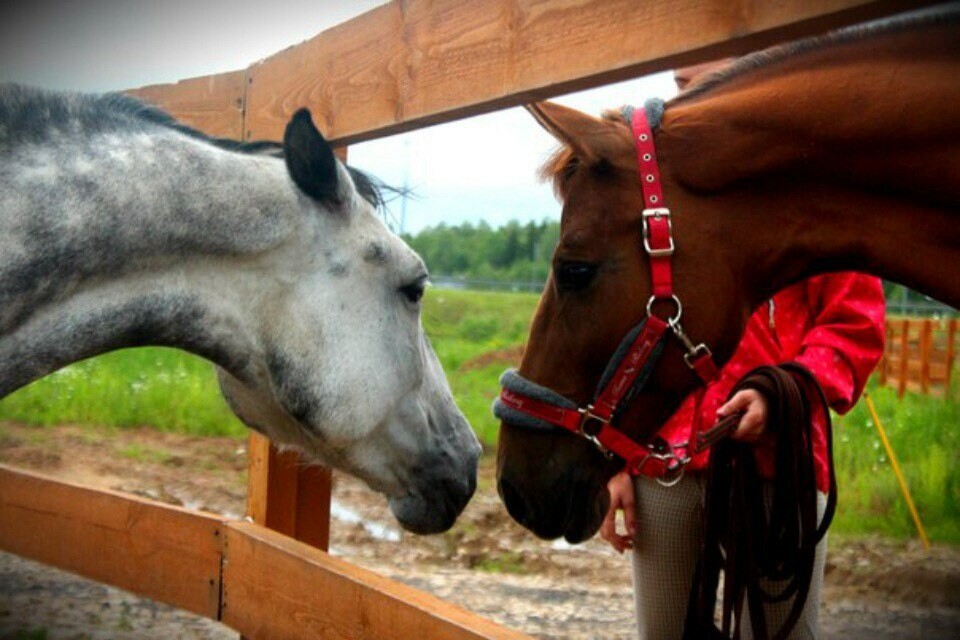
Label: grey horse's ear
xmin=283 ymin=108 xmax=340 ymax=203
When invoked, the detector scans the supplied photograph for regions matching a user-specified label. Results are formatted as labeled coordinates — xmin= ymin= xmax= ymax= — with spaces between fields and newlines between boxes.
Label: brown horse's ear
xmin=524 ymin=103 xmax=561 ymax=135
xmin=524 ymin=101 xmax=616 ymax=161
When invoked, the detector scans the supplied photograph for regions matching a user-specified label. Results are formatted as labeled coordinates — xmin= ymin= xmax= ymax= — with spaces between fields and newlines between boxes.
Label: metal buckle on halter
xmin=668 ymin=317 xmax=712 ymax=369
xmin=656 ymin=455 xmax=687 ymax=487
xmin=641 ymin=208 xmax=674 ymax=257
xmin=683 ymin=344 xmax=713 ymax=369
xmin=631 ymin=448 xmax=688 ymax=487
xmin=577 ymin=406 xmax=615 ymax=459
xmin=646 ymin=294 xmax=683 ymax=325
xmin=650 ymin=437 xmax=689 ymax=487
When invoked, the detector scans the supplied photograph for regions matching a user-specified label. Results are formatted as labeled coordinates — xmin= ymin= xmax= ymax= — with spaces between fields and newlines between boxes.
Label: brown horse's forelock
xmin=538 ymin=110 xmax=630 ymax=199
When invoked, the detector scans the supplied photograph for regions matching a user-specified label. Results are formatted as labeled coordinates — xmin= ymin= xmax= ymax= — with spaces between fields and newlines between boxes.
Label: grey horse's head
xmin=217 ymin=110 xmax=480 ymax=534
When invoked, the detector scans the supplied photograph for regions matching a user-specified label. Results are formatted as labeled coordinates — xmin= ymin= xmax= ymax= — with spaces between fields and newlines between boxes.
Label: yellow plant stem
xmin=863 ymin=391 xmax=931 ymax=550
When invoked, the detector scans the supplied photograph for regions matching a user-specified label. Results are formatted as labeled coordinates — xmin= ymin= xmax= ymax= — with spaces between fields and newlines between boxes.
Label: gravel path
xmin=3 ymin=550 xmax=959 ymax=640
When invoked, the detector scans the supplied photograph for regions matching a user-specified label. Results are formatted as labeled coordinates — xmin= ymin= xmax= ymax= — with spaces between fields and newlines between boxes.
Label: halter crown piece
xmin=494 ymin=101 xmax=722 ymax=483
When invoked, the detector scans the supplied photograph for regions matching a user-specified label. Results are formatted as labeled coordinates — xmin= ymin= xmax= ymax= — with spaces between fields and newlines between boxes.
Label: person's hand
xmin=717 ymin=389 xmax=768 ymax=442
xmin=599 ymin=470 xmax=636 ymax=554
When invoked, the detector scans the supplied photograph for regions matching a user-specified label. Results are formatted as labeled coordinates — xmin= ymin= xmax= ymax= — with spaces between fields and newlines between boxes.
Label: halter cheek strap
xmin=495 ymin=103 xmax=724 ymax=481
xmin=633 ymin=105 xmax=673 ymax=299
xmin=632 ymin=103 xmax=719 ymax=381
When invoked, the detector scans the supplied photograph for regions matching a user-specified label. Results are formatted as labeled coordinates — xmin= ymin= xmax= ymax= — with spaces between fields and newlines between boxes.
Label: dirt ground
xmin=1 ymin=422 xmax=958 ymax=639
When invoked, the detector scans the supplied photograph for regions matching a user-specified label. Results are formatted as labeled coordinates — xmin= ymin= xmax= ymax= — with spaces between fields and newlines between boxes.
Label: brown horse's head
xmin=496 ymin=101 xmax=748 ymax=542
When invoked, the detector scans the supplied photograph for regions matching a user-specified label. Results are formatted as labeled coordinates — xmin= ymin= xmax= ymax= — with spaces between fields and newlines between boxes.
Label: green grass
xmin=422 ymin=289 xmax=539 ymax=445
xmin=831 ymin=381 xmax=960 ymax=544
xmin=1 ymin=288 xmax=956 ymax=543
xmin=117 ymin=442 xmax=176 ymax=464
xmin=0 ymin=348 xmax=246 ymax=437
xmin=422 ymin=288 xmax=536 ymax=366
xmin=473 ymin=551 xmax=529 ymax=575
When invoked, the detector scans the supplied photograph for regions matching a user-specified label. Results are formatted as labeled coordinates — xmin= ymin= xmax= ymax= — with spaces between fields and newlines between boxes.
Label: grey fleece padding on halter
xmin=644 ymin=97 xmax=666 ymax=130
xmin=594 ymin=319 xmax=666 ymax=421
xmin=594 ymin=319 xmax=648 ymax=392
xmin=493 ymin=318 xmax=665 ymax=431
xmin=492 ymin=369 xmax=578 ymax=432
xmin=620 ymin=98 xmax=666 ymax=130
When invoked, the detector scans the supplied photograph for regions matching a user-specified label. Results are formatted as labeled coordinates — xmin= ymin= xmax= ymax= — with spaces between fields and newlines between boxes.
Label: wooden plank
xmin=221 ymin=521 xmax=531 ymax=640
xmin=920 ymin=319 xmax=933 ymax=394
xmin=878 ymin=320 xmax=891 ymax=385
xmin=946 ymin=318 xmax=957 ymax=393
xmin=127 ymin=70 xmax=247 ymax=139
xmin=246 ymin=432 xmax=331 ymax=550
xmin=898 ymin=318 xmax=910 ymax=398
xmin=0 ymin=464 xmax=222 ymax=619
xmin=243 ymin=0 xmax=930 ymax=144
xmin=930 ymin=362 xmax=948 ymax=381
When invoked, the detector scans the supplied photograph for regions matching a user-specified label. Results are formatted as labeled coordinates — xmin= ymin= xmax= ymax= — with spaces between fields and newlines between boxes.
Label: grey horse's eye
xmin=400 ymin=276 xmax=428 ymax=304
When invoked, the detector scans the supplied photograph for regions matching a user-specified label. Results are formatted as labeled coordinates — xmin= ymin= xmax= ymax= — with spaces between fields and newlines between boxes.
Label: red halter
xmin=497 ymin=105 xmax=723 ymax=481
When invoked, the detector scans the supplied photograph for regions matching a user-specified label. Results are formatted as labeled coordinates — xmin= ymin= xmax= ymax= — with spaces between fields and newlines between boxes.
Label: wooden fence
xmin=0 ymin=465 xmax=527 ymax=640
xmin=879 ymin=317 xmax=957 ymax=397
xmin=0 ymin=1 xmax=937 ymax=637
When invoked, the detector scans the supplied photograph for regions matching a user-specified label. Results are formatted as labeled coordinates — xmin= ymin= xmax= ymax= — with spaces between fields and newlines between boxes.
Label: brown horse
xmin=496 ymin=7 xmax=960 ymax=542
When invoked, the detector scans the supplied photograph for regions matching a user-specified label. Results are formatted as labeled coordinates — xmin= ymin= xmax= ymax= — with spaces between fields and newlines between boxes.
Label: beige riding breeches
xmin=630 ymin=473 xmax=828 ymax=640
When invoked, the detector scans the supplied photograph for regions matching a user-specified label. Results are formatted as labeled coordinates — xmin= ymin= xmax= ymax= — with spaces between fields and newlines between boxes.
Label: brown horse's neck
xmin=658 ymin=17 xmax=960 ymax=310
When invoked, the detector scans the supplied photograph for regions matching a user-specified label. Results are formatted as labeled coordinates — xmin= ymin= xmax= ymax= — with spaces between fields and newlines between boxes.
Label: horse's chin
xmin=563 ymin=489 xmax=608 ymax=543
xmin=498 ymin=467 xmax=608 ymax=544
xmin=388 ymin=488 xmax=471 ymax=535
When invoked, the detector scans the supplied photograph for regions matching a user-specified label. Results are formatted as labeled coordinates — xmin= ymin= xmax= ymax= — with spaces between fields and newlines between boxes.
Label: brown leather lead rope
xmin=693 ymin=410 xmax=746 ymax=454
xmin=683 ymin=363 xmax=837 ymax=640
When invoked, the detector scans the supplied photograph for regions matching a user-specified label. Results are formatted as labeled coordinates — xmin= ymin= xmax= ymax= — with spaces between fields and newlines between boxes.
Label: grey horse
xmin=0 ymin=84 xmax=480 ymax=534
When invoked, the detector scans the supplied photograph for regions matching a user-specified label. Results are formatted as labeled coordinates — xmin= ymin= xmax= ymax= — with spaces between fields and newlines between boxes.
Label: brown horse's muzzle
xmin=496 ymin=423 xmax=616 ymax=542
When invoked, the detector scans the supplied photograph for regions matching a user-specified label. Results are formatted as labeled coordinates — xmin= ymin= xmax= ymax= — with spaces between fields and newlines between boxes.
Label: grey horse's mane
xmin=0 ymin=84 xmax=392 ymax=209
xmin=672 ymin=3 xmax=960 ymax=106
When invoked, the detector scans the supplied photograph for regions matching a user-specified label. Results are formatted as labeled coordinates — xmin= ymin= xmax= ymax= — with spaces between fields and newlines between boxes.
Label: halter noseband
xmin=494 ymin=100 xmax=721 ymax=483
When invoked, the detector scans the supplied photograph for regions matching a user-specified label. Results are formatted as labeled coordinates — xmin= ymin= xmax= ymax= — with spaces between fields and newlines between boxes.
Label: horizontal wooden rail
xmin=221 ymin=522 xmax=528 ymax=640
xmin=125 ymin=0 xmax=933 ymax=145
xmin=127 ymin=70 xmax=247 ymax=140
xmin=0 ymin=464 xmax=529 ymax=639
xmin=0 ymin=465 xmax=223 ymax=618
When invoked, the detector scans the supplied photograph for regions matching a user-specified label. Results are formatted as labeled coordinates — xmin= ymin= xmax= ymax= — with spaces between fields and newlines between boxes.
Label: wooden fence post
xmin=898 ymin=318 xmax=910 ymax=398
xmin=878 ymin=320 xmax=890 ymax=386
xmin=946 ymin=318 xmax=957 ymax=394
xmin=919 ymin=319 xmax=933 ymax=395
xmin=245 ymin=433 xmax=332 ymax=550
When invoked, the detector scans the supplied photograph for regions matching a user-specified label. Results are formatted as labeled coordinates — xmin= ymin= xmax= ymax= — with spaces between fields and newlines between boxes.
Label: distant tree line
xmin=403 ymin=219 xmax=559 ymax=283
xmin=403 ymin=220 xmax=955 ymax=315
xmin=883 ymin=282 xmax=957 ymax=316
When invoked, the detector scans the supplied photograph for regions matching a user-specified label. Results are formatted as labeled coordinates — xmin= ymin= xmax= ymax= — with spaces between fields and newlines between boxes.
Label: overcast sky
xmin=0 ymin=0 xmax=678 ymax=234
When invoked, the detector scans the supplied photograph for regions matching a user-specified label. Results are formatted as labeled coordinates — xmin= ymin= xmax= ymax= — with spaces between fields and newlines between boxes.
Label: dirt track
xmin=1 ymin=423 xmax=958 ymax=639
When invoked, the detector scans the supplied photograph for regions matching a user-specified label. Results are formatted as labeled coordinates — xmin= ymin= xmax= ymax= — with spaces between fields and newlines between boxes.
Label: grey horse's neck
xmin=0 ymin=86 xmax=301 ymax=397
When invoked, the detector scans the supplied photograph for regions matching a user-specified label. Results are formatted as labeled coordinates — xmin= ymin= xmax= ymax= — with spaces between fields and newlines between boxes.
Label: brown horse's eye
xmin=555 ymin=261 xmax=597 ymax=292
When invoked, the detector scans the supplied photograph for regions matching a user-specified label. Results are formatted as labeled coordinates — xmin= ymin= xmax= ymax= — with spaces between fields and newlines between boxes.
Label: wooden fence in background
xmin=0 ymin=1 xmax=937 ymax=637
xmin=879 ymin=317 xmax=957 ymax=397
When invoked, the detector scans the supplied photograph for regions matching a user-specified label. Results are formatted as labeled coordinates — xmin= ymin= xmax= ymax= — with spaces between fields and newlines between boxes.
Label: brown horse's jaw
xmin=496 ymin=424 xmax=615 ymax=542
